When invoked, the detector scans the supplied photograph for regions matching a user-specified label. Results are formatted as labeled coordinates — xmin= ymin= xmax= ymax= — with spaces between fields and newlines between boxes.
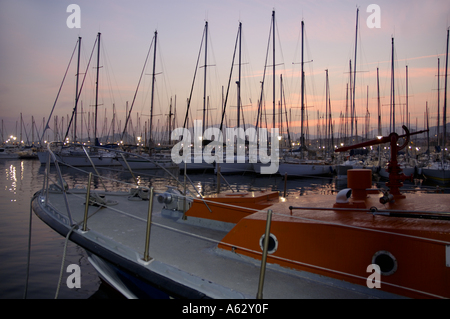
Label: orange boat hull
xmin=216 ymin=193 xmax=450 ymax=299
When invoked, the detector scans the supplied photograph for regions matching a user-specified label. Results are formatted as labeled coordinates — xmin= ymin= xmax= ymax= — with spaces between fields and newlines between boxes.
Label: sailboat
xmin=277 ymin=19 xmax=334 ymax=178
xmin=214 ymin=21 xmax=254 ymax=175
xmin=422 ymin=28 xmax=450 ymax=184
xmin=250 ymin=10 xmax=285 ymax=175
xmin=39 ymin=34 xmax=120 ymax=167
xmin=0 ymin=146 xmax=20 ymax=159
xmin=116 ymin=31 xmax=178 ymax=173
xmin=178 ymin=21 xmax=217 ymax=173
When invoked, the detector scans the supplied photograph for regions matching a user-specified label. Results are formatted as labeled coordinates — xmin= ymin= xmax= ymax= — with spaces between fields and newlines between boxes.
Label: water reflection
xmin=6 ymin=164 xmax=17 ymax=201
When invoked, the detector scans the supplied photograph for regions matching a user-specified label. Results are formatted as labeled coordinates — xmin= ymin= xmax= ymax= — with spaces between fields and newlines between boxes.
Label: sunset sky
xmin=1 ymin=0 xmax=449 ymax=143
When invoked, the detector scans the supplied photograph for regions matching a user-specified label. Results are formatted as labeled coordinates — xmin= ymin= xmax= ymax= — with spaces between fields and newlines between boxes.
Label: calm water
xmin=1 ymin=158 xmax=441 ymax=299
xmin=0 ymin=159 xmax=125 ymax=299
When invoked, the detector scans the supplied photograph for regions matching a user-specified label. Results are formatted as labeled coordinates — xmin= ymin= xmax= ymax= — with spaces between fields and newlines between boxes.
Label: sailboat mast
xmin=301 ymin=20 xmax=304 ymax=153
xmin=325 ymin=69 xmax=329 ymax=150
xmin=202 ymin=21 xmax=208 ymax=134
xmin=149 ymin=30 xmax=157 ymax=146
xmin=438 ymin=58 xmax=441 ymax=146
xmin=328 ymin=72 xmax=332 ymax=150
xmin=345 ymin=82 xmax=349 ymax=141
xmin=272 ymin=11 xmax=276 ymax=132
xmin=94 ymin=32 xmax=101 ymax=146
xmin=280 ymin=74 xmax=283 ymax=143
xmin=168 ymin=97 xmax=173 ymax=144
xmin=406 ymin=65 xmax=409 ymax=129
xmin=74 ymin=37 xmax=81 ymax=143
xmin=112 ymin=103 xmax=115 ymax=143
xmin=237 ymin=22 xmax=242 ymax=129
xmin=351 ymin=8 xmax=359 ymax=140
xmin=20 ymin=113 xmax=22 ymax=145
xmin=377 ymin=67 xmax=381 ymax=136
xmin=391 ymin=37 xmax=395 ymax=132
xmin=443 ymin=28 xmax=449 ymax=160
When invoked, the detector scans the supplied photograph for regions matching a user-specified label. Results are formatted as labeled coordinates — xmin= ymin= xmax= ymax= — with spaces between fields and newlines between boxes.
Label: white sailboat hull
xmin=422 ymin=163 xmax=450 ymax=184
xmin=38 ymin=150 xmax=120 ymax=166
xmin=278 ymin=162 xmax=334 ymax=177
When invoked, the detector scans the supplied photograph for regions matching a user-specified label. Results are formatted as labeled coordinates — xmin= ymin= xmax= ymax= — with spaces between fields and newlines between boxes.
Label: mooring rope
xmin=23 ymin=193 xmax=38 ymax=299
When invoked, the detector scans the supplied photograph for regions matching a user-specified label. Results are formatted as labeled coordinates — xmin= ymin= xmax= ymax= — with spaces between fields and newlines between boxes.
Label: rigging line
xmin=156 ymin=42 xmax=174 ymax=117
xmin=54 ymin=223 xmax=77 ymax=299
xmin=40 ymin=40 xmax=78 ymax=145
xmin=183 ymin=24 xmax=206 ymax=130
xmin=54 ymin=205 xmax=104 ymax=299
xmin=23 ymin=192 xmax=38 ymax=299
xmin=255 ymin=15 xmax=274 ymax=130
xmin=121 ymin=36 xmax=155 ymax=140
xmin=64 ymin=37 xmax=99 ymax=143
xmin=274 ymin=17 xmax=286 ymax=74
xmin=101 ymin=38 xmax=123 ymax=107
xmin=219 ymin=23 xmax=239 ymax=132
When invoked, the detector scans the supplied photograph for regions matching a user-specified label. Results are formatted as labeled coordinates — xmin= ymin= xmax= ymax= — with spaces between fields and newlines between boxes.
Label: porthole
xmin=259 ymin=233 xmax=278 ymax=254
xmin=372 ymin=250 xmax=397 ymax=276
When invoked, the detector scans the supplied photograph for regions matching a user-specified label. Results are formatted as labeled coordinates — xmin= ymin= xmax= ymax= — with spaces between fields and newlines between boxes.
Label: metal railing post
xmin=82 ymin=173 xmax=93 ymax=231
xmin=256 ymin=209 xmax=273 ymax=299
xmin=143 ymin=187 xmax=154 ymax=262
xmin=44 ymin=151 xmax=51 ymax=206
xmin=217 ymin=164 xmax=221 ymax=194
xmin=182 ymin=161 xmax=187 ymax=219
xmin=119 ymin=153 xmax=139 ymax=185
xmin=53 ymin=159 xmax=74 ymax=226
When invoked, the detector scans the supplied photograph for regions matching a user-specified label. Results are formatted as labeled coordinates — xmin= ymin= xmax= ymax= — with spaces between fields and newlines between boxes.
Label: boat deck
xmin=34 ymin=187 xmax=405 ymax=299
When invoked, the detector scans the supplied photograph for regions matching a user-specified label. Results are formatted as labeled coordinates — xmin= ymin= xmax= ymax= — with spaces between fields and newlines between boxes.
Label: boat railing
xmin=45 ymin=143 xmax=74 ymax=225
xmin=42 ymin=141 xmax=221 ymax=222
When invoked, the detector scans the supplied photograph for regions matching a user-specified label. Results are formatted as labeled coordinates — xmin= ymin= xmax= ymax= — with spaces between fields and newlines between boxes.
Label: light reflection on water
xmin=0 ymin=159 xmax=107 ymax=299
